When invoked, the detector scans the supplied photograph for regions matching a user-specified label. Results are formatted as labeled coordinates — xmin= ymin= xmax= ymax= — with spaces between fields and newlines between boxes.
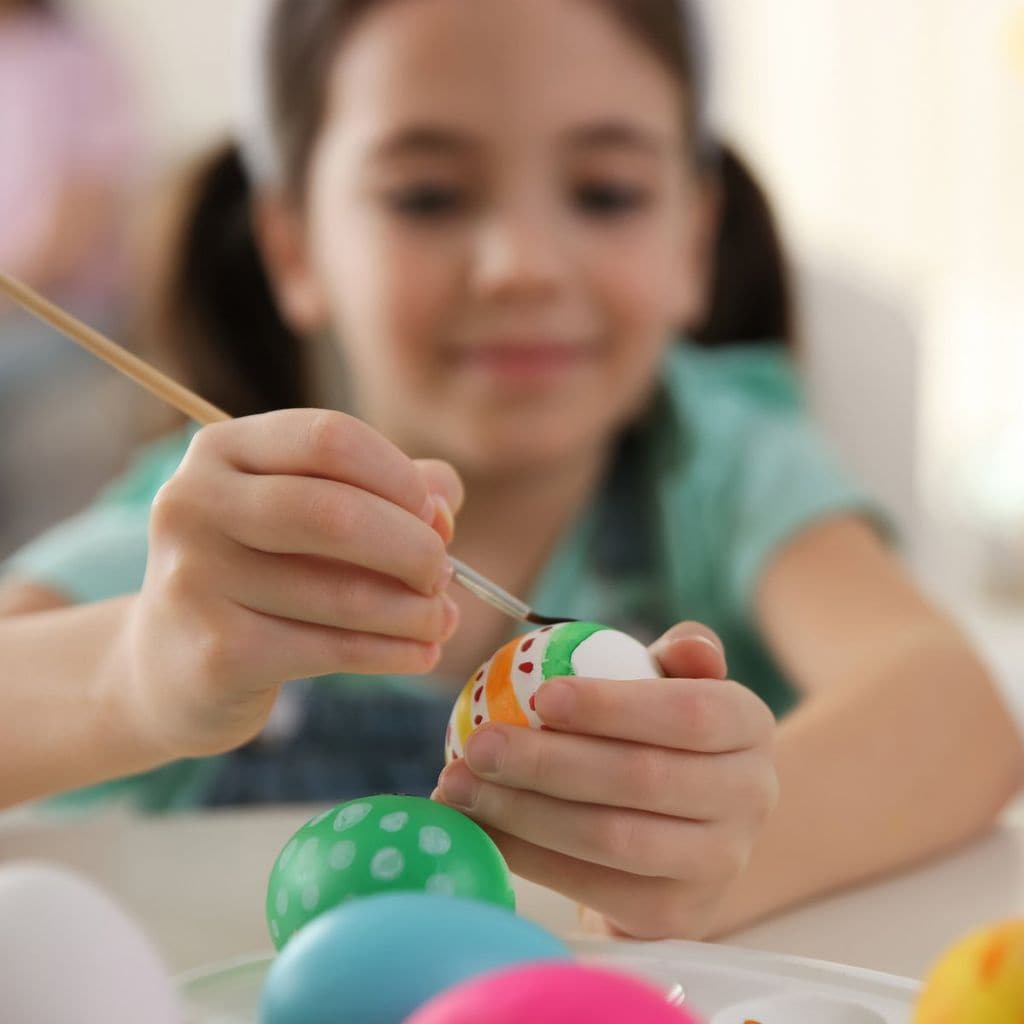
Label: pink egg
xmin=403 ymin=962 xmax=702 ymax=1023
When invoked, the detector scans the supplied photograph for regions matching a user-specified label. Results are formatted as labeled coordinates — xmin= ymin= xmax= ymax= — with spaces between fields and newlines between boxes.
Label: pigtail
xmin=140 ymin=141 xmax=308 ymax=417
xmin=690 ymin=144 xmax=794 ymax=350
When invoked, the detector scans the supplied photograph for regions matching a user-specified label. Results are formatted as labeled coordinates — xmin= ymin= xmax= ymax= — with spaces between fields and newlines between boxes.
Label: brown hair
xmin=145 ymin=0 xmax=792 ymax=416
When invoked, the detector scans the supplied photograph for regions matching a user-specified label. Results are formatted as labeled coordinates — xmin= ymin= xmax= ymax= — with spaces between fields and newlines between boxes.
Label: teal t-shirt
xmin=3 ymin=342 xmax=884 ymax=811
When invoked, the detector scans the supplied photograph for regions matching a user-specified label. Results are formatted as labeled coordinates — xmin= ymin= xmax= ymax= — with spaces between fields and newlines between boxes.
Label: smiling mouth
xmin=453 ymin=341 xmax=600 ymax=380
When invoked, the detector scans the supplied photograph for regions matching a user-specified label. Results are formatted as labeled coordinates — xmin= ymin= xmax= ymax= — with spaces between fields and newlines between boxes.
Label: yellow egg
xmin=914 ymin=919 xmax=1024 ymax=1024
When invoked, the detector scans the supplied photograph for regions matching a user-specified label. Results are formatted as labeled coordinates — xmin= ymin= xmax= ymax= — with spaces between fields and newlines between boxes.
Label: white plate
xmin=177 ymin=938 xmax=919 ymax=1023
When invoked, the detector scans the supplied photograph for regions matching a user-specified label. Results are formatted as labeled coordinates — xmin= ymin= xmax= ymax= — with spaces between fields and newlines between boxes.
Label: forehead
xmin=323 ymin=0 xmax=687 ymax=153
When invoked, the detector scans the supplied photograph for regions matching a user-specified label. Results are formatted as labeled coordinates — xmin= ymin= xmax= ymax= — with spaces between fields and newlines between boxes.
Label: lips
xmin=454 ymin=339 xmax=599 ymax=380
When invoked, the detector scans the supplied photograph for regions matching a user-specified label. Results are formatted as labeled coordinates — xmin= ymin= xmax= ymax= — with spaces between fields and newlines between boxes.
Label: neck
xmin=449 ymin=441 xmax=612 ymax=591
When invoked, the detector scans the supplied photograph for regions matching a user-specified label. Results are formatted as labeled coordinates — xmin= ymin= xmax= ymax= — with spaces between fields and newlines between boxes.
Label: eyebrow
xmin=370 ymin=120 xmax=672 ymax=162
xmin=562 ymin=121 xmax=672 ymax=156
xmin=371 ymin=127 xmax=477 ymax=161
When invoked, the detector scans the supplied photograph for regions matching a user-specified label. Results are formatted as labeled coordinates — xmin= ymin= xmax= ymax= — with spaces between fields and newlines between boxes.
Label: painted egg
xmin=914 ymin=919 xmax=1024 ymax=1023
xmin=405 ymin=962 xmax=703 ymax=1023
xmin=445 ymin=621 xmax=660 ymax=762
xmin=0 ymin=863 xmax=180 ymax=1024
xmin=266 ymin=794 xmax=515 ymax=949
xmin=259 ymin=892 xmax=570 ymax=1024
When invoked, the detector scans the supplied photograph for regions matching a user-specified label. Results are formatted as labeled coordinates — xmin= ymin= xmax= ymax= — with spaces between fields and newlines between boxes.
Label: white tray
xmin=178 ymin=938 xmax=920 ymax=1023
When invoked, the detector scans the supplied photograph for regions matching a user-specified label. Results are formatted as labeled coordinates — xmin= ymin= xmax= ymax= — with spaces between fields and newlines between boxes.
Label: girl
xmin=1 ymin=0 xmax=1020 ymax=941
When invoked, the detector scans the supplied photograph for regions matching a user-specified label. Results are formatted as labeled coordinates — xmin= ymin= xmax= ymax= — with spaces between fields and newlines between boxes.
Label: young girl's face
xmin=266 ymin=0 xmax=712 ymax=476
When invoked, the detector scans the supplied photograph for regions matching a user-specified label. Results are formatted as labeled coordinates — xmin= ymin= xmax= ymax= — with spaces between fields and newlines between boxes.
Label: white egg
xmin=0 ymin=862 xmax=181 ymax=1024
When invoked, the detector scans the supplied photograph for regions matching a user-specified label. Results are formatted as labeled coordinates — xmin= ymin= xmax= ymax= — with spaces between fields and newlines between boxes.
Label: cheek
xmin=315 ymin=215 xmax=459 ymax=377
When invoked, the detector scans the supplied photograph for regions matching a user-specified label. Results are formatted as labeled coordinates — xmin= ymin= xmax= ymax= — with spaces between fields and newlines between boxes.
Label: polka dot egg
xmin=914 ymin=919 xmax=1024 ymax=1023
xmin=266 ymin=795 xmax=515 ymax=949
xmin=445 ymin=621 xmax=660 ymax=762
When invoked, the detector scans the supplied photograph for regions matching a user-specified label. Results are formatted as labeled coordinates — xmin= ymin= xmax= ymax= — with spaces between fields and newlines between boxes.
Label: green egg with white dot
xmin=266 ymin=794 xmax=516 ymax=949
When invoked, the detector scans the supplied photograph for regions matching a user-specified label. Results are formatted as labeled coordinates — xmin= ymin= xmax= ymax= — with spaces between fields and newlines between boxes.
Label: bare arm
xmin=0 ymin=412 xmax=464 ymax=812
xmin=711 ymin=517 xmax=1024 ymax=934
xmin=0 ymin=585 xmax=165 ymax=809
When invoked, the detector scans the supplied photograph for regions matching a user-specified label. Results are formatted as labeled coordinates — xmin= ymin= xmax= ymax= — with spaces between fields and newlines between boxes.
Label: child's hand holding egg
xmin=436 ymin=620 xmax=779 ymax=941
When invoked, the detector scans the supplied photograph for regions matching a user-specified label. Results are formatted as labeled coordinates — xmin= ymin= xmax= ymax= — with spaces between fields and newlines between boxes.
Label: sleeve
xmin=724 ymin=411 xmax=894 ymax=622
xmin=1 ymin=501 xmax=151 ymax=603
xmin=0 ymin=428 xmax=194 ymax=602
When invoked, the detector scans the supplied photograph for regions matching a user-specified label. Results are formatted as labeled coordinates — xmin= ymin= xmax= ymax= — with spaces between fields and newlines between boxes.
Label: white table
xmin=2 ymin=799 xmax=1023 ymax=982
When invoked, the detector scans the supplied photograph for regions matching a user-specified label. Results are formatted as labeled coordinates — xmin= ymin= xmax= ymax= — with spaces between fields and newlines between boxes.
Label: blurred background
xmin=2 ymin=0 xmax=1022 ymax=711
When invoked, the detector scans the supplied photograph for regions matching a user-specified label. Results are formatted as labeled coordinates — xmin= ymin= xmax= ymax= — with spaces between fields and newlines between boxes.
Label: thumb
xmin=649 ymin=621 xmax=728 ymax=680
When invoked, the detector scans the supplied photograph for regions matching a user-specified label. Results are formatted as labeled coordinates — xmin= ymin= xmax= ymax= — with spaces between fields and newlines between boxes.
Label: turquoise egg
xmin=259 ymin=892 xmax=570 ymax=1024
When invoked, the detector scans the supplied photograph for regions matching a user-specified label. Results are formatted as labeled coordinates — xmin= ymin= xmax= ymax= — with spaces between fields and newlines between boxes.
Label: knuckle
xmin=630 ymin=889 xmax=686 ymax=939
xmin=626 ymin=747 xmax=673 ymax=807
xmin=303 ymin=410 xmax=349 ymax=462
xmin=524 ymin=732 xmax=555 ymax=784
xmin=307 ymin=486 xmax=356 ymax=544
xmin=701 ymin=830 xmax=749 ymax=883
xmin=753 ymin=763 xmax=780 ymax=818
xmin=727 ymin=755 xmax=779 ymax=821
xmin=590 ymin=811 xmax=638 ymax=866
xmin=183 ymin=423 xmax=221 ymax=461
xmin=157 ymin=546 xmax=204 ymax=602
xmin=396 ymin=640 xmax=440 ymax=674
xmin=419 ymin=595 xmax=448 ymax=642
xmin=676 ymin=687 xmax=718 ymax=747
xmin=188 ymin=616 xmax=240 ymax=692
xmin=149 ymin=478 xmax=199 ymax=538
xmin=414 ymin=534 xmax=449 ymax=591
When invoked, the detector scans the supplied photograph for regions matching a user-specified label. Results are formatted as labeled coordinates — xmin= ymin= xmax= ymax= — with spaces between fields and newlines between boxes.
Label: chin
xmin=439 ymin=407 xmax=621 ymax=479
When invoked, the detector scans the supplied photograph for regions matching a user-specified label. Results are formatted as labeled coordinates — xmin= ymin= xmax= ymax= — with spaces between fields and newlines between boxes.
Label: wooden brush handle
xmin=0 ymin=271 xmax=229 ymax=426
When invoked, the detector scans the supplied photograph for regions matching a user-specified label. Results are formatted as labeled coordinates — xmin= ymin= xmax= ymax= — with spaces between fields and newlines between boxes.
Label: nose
xmin=470 ymin=200 xmax=570 ymax=302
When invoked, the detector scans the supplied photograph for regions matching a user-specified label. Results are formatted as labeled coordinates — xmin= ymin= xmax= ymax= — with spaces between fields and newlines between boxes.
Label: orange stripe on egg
xmin=486 ymin=638 xmax=530 ymax=727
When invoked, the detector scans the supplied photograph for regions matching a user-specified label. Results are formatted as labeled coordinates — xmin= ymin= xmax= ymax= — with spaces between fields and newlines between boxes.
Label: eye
xmin=574 ymin=182 xmax=651 ymax=217
xmin=388 ymin=184 xmax=466 ymax=218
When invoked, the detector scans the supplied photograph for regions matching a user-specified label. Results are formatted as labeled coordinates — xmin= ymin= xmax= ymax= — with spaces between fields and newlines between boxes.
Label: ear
xmin=252 ymin=193 xmax=332 ymax=334
xmin=670 ymin=172 xmax=722 ymax=330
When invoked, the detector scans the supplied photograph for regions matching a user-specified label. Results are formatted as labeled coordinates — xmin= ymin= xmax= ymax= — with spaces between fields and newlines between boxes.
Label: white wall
xmin=700 ymin=0 xmax=1024 ymax=543
xmin=72 ymin=0 xmax=244 ymax=162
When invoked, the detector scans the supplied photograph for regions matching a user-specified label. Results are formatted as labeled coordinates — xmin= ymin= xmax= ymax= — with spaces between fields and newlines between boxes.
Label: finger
xmin=221 ymin=544 xmax=459 ymax=644
xmin=649 ymin=621 xmax=727 ymax=680
xmin=414 ymin=459 xmax=465 ymax=514
xmin=480 ymin=828 xmax=714 ymax=941
xmin=534 ymin=676 xmax=776 ymax=752
xmin=435 ymin=760 xmax=721 ymax=878
xmin=227 ymin=474 xmax=450 ymax=596
xmin=461 ymin=724 xmax=776 ymax=821
xmin=189 ymin=410 xmax=436 ymax=523
xmin=183 ymin=603 xmax=442 ymax=690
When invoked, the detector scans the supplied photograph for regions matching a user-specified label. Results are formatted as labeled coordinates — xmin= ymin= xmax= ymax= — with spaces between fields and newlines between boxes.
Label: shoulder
xmin=648 ymin=340 xmax=808 ymax=491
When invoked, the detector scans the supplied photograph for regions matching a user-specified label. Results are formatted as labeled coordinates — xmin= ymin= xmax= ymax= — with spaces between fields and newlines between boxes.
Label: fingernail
xmin=433 ymin=559 xmax=455 ymax=595
xmin=441 ymin=594 xmax=460 ymax=641
xmin=439 ymin=763 xmax=479 ymax=810
xmin=419 ymin=494 xmax=436 ymax=524
xmin=652 ymin=632 xmax=724 ymax=660
xmin=534 ymin=680 xmax=575 ymax=725
xmin=431 ymin=495 xmax=456 ymax=544
xmin=465 ymin=728 xmax=507 ymax=774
